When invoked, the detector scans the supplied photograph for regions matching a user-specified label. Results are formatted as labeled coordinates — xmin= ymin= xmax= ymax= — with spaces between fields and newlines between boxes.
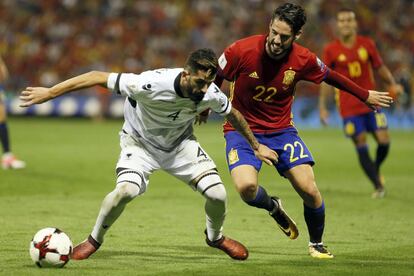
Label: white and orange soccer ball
xmin=29 ymin=227 xmax=73 ymax=268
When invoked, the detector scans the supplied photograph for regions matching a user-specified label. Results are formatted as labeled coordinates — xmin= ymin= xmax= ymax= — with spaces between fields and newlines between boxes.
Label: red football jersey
xmin=218 ymin=35 xmax=328 ymax=133
xmin=323 ymin=35 xmax=383 ymax=117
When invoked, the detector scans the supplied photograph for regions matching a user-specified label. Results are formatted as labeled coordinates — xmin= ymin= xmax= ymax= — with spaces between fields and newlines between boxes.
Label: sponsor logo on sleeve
xmin=218 ymin=53 xmax=227 ymax=70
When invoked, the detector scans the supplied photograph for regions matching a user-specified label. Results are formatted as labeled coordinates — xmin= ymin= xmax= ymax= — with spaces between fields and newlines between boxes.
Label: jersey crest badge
xmin=228 ymin=148 xmax=239 ymax=165
xmin=357 ymin=47 xmax=368 ymax=62
xmin=338 ymin=54 xmax=347 ymax=62
xmin=282 ymin=69 xmax=296 ymax=86
xmin=345 ymin=121 xmax=356 ymax=136
xmin=249 ymin=71 xmax=259 ymax=79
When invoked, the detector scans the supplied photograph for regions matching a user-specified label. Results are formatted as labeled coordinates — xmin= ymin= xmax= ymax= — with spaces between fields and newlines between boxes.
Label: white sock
xmin=91 ymin=182 xmax=140 ymax=243
xmin=200 ymin=182 xmax=227 ymax=242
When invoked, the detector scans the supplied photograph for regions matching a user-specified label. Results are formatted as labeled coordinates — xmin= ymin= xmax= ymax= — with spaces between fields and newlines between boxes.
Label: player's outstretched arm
xmin=225 ymin=108 xmax=278 ymax=165
xmin=20 ymin=71 xmax=110 ymax=107
xmin=324 ymin=69 xmax=393 ymax=110
xmin=365 ymin=90 xmax=394 ymax=109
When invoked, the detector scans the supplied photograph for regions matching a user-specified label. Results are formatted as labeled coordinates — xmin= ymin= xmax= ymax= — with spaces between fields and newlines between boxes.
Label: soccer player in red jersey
xmin=319 ymin=9 xmax=403 ymax=198
xmin=0 ymin=56 xmax=25 ymax=169
xmin=212 ymin=3 xmax=393 ymax=259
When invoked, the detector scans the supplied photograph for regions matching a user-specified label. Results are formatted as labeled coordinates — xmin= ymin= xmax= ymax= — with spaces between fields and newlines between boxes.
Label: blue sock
xmin=376 ymin=143 xmax=390 ymax=170
xmin=243 ymin=186 xmax=275 ymax=212
xmin=0 ymin=122 xmax=10 ymax=153
xmin=356 ymin=145 xmax=381 ymax=189
xmin=304 ymin=201 xmax=325 ymax=243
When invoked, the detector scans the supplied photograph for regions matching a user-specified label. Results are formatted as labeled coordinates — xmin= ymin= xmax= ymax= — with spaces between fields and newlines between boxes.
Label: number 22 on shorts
xmin=283 ymin=141 xmax=309 ymax=163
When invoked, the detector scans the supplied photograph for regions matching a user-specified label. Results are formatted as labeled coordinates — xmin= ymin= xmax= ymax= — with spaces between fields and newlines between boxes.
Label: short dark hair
xmin=336 ymin=8 xmax=356 ymax=18
xmin=271 ymin=3 xmax=307 ymax=34
xmin=337 ymin=8 xmax=355 ymax=14
xmin=185 ymin=48 xmax=218 ymax=80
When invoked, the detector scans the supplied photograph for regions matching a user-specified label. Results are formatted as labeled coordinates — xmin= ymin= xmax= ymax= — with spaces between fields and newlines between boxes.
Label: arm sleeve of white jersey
xmin=107 ymin=73 xmax=145 ymax=98
xmin=208 ymin=83 xmax=232 ymax=116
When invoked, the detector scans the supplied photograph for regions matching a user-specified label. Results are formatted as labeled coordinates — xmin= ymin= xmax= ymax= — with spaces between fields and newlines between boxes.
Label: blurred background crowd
xmin=1 ymin=0 xmax=413 ymax=124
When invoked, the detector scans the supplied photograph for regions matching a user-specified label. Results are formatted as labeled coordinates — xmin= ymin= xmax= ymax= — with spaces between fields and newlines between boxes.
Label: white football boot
xmin=2 ymin=152 xmax=26 ymax=169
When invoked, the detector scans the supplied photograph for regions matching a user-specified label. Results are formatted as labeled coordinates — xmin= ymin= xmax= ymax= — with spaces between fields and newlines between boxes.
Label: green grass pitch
xmin=1 ymin=118 xmax=413 ymax=275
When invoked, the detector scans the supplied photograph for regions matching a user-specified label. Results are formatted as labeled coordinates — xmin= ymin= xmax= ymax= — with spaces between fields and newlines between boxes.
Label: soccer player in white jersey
xmin=20 ymin=48 xmax=278 ymax=261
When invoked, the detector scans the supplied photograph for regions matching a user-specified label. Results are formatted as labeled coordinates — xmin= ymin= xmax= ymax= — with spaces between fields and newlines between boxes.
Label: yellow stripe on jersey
xmin=229 ymin=80 xmax=235 ymax=101
xmin=335 ymin=88 xmax=340 ymax=109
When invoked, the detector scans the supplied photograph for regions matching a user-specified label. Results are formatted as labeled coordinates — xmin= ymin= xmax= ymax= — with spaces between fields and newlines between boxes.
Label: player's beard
xmin=266 ymin=39 xmax=291 ymax=60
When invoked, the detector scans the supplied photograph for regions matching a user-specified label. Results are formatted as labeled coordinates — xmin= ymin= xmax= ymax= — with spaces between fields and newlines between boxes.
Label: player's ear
xmin=182 ymin=70 xmax=191 ymax=79
xmin=268 ymin=19 xmax=274 ymax=30
xmin=294 ymin=30 xmax=303 ymax=41
xmin=181 ymin=70 xmax=193 ymax=87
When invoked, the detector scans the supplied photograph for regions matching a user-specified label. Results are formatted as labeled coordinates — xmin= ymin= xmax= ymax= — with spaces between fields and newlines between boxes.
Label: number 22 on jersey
xmin=252 ymin=85 xmax=277 ymax=103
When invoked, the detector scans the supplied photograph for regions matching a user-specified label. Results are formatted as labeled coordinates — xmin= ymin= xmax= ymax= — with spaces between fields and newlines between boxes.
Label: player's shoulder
xmin=357 ymin=35 xmax=377 ymax=49
xmin=230 ymin=34 xmax=266 ymax=55
xmin=291 ymin=43 xmax=317 ymax=61
xmin=138 ymin=68 xmax=181 ymax=91
xmin=289 ymin=43 xmax=327 ymax=71
xmin=324 ymin=39 xmax=342 ymax=51
xmin=140 ymin=68 xmax=181 ymax=80
xmin=235 ymin=34 xmax=265 ymax=45
xmin=356 ymin=35 xmax=377 ymax=47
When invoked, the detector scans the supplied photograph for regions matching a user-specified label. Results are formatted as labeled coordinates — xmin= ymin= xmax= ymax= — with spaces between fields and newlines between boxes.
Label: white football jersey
xmin=107 ymin=68 xmax=232 ymax=151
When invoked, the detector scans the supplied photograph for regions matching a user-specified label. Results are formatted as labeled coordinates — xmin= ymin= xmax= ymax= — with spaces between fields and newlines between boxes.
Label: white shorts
xmin=116 ymin=132 xmax=217 ymax=189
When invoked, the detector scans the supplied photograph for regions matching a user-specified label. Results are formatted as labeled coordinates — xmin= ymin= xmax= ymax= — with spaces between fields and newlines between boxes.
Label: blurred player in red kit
xmin=319 ymin=9 xmax=403 ymax=198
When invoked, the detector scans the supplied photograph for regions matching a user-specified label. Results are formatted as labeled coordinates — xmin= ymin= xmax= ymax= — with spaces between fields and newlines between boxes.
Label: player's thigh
xmin=225 ymin=131 xmax=262 ymax=174
xmin=343 ymin=115 xmax=367 ymax=138
xmin=230 ymin=165 xmax=259 ymax=193
xmin=367 ymin=111 xmax=390 ymax=144
xmin=224 ymin=131 xmax=261 ymax=192
xmin=271 ymin=130 xmax=314 ymax=176
xmin=284 ymin=164 xmax=321 ymax=204
xmin=351 ymin=132 xmax=368 ymax=147
xmin=343 ymin=115 xmax=369 ymax=146
xmin=163 ymin=138 xmax=217 ymax=188
xmin=373 ymin=129 xmax=390 ymax=144
xmin=116 ymin=133 xmax=159 ymax=193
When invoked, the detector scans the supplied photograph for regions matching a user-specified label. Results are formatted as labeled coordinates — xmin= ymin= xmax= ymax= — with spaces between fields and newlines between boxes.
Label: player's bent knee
xmin=115 ymin=182 xmax=140 ymax=201
xmin=195 ymin=171 xmax=226 ymax=202
xmin=115 ymin=169 xmax=146 ymax=200
xmin=204 ymin=184 xmax=227 ymax=203
xmin=238 ymin=183 xmax=257 ymax=200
